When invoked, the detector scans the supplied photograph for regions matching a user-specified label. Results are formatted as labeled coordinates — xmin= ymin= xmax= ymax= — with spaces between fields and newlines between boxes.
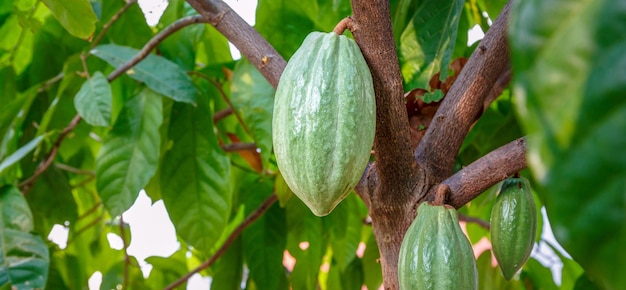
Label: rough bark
xmin=415 ymin=2 xmax=512 ymax=186
xmin=445 ymin=138 xmax=527 ymax=208
xmin=350 ymin=0 xmax=424 ymax=288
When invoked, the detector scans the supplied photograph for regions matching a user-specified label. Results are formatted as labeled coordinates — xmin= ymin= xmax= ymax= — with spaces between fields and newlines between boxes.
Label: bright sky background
xmin=45 ymin=1 xmax=568 ymax=289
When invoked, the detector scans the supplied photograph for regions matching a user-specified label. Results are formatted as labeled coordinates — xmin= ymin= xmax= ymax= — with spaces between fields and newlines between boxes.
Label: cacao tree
xmin=0 ymin=0 xmax=624 ymax=289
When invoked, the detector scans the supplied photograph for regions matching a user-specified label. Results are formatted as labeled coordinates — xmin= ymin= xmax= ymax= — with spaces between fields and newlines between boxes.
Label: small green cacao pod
xmin=399 ymin=202 xmax=478 ymax=290
xmin=490 ymin=177 xmax=538 ymax=280
xmin=272 ymin=32 xmax=375 ymax=216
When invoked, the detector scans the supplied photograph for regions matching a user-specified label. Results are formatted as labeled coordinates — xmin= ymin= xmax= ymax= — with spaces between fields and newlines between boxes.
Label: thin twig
xmin=77 ymin=201 xmax=103 ymax=220
xmin=37 ymin=72 xmax=65 ymax=93
xmin=67 ymin=214 xmax=104 ymax=246
xmin=90 ymin=0 xmax=138 ymax=50
xmin=458 ymin=213 xmax=490 ymax=230
xmin=190 ymin=72 xmax=252 ymax=135
xmin=71 ymin=175 xmax=96 ymax=189
xmin=55 ymin=163 xmax=95 ymax=176
xmin=79 ymin=53 xmax=91 ymax=79
xmin=120 ymin=217 xmax=130 ymax=290
xmin=165 ymin=194 xmax=278 ymax=290
xmin=19 ymin=115 xmax=83 ymax=194
xmin=221 ymin=142 xmax=257 ymax=152
xmin=105 ymin=15 xmax=209 ymax=82
xmin=213 ymin=107 xmax=234 ymax=123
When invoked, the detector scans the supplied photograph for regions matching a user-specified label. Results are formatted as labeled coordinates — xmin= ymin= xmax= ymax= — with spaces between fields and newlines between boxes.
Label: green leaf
xmin=230 ymin=60 xmax=275 ymax=168
xmin=361 ymin=230 xmax=381 ymax=290
xmin=399 ymin=0 xmax=464 ymax=89
xmin=511 ymin=1 xmax=626 ymax=289
xmin=574 ymin=273 xmax=602 ymax=290
xmin=157 ymin=23 xmax=198 ymax=70
xmin=0 ymin=14 xmax=35 ymax=74
xmin=160 ymin=95 xmax=231 ymax=253
xmin=325 ymin=194 xmax=361 ymax=271
xmin=196 ymin=24 xmax=233 ymax=65
xmin=477 ymin=0 xmax=509 ymax=20
xmin=476 ymin=249 xmax=522 ymax=290
xmin=100 ymin=259 xmax=145 ymax=290
xmin=314 ymin=0 xmax=352 ymax=33
xmin=544 ymin=241 xmax=582 ymax=289
xmin=101 ymin=0 xmax=152 ymax=49
xmin=391 ymin=0 xmax=414 ymax=43
xmin=74 ymin=71 xmax=112 ymax=126
xmin=422 ymin=89 xmax=444 ymax=103
xmin=286 ymin=197 xmax=324 ymax=290
xmin=41 ymin=0 xmax=97 ymax=39
xmin=210 ymin=238 xmax=243 ymax=290
xmin=242 ymin=180 xmax=287 ymax=290
xmin=91 ymin=44 xmax=197 ymax=104
xmin=0 ymin=185 xmax=49 ymax=289
xmin=0 ymin=75 xmax=37 ymax=152
xmin=0 ymin=68 xmax=17 ymax=133
xmin=520 ymin=259 xmax=557 ymax=290
xmin=275 ymin=171 xmax=294 ymax=207
xmin=96 ymin=88 xmax=163 ymax=216
xmin=145 ymin=249 xmax=189 ymax=289
xmin=339 ymin=258 xmax=364 ymax=290
xmin=26 ymin=166 xmax=78 ymax=235
xmin=255 ymin=0 xmax=316 ymax=58
xmin=0 ymin=134 xmax=45 ymax=177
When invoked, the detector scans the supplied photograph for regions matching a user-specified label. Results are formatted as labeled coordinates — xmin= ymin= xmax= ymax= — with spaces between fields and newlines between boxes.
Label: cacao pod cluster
xmin=398 ymin=177 xmax=538 ymax=289
xmin=273 ymin=31 xmax=375 ymax=216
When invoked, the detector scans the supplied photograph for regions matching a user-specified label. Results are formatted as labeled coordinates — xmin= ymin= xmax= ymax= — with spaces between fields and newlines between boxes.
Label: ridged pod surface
xmin=490 ymin=177 xmax=537 ymax=280
xmin=272 ymin=32 xmax=375 ymax=216
xmin=398 ymin=202 xmax=478 ymax=290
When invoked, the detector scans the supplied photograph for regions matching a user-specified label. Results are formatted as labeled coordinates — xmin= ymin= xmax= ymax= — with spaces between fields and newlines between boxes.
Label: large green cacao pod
xmin=272 ymin=32 xmax=375 ymax=216
xmin=398 ymin=202 xmax=478 ymax=290
xmin=490 ymin=177 xmax=538 ymax=280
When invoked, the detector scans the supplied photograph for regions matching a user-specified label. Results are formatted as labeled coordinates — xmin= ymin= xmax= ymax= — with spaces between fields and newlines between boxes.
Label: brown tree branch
xmin=165 ymin=194 xmax=278 ymax=290
xmin=105 ymin=15 xmax=209 ymax=81
xmin=350 ymin=0 xmax=422 ymax=198
xmin=213 ymin=107 xmax=233 ymax=123
xmin=415 ymin=1 xmax=512 ymax=185
xmin=185 ymin=0 xmax=286 ymax=88
xmin=443 ymin=137 xmax=527 ymax=209
xmin=221 ymin=142 xmax=256 ymax=152
xmin=458 ymin=213 xmax=490 ymax=230
xmin=350 ymin=1 xmax=424 ymax=288
xmin=189 ymin=72 xmax=252 ymax=135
